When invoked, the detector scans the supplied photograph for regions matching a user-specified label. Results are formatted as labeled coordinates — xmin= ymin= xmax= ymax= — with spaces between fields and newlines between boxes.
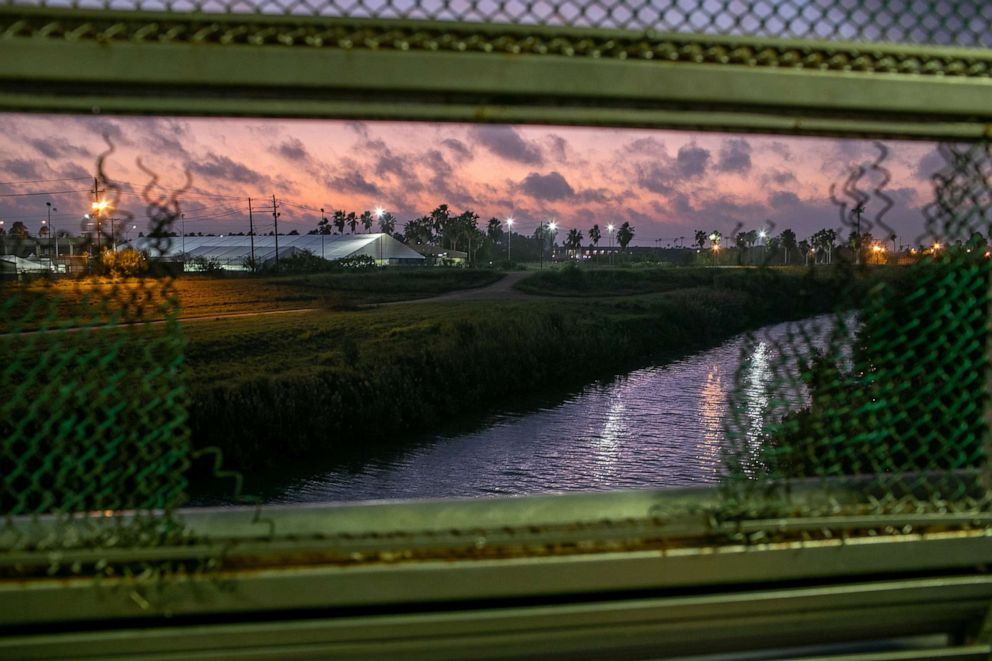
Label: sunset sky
xmin=0 ymin=114 xmax=944 ymax=245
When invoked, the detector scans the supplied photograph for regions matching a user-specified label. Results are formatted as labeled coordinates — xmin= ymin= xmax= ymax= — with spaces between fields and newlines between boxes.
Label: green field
xmin=2 ymin=265 xmax=906 ymax=477
xmin=183 ymin=267 xmax=871 ymax=469
xmin=0 ymin=269 xmax=502 ymax=331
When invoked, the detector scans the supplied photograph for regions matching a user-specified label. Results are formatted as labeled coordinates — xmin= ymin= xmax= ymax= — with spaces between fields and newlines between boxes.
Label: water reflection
xmin=697 ymin=365 xmax=723 ymax=479
xmin=239 ymin=314 xmax=843 ymax=505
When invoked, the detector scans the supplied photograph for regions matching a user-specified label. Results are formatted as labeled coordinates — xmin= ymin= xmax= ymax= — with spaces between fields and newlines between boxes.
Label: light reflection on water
xmin=256 ymin=314 xmax=842 ymax=504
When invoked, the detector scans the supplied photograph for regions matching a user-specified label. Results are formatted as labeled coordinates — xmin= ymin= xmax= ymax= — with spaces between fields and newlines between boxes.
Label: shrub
xmin=99 ymin=248 xmax=149 ymax=277
xmin=188 ymin=255 xmax=224 ymax=273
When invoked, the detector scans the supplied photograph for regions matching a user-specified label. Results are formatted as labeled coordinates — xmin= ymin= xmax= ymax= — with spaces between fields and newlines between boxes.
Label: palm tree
xmin=565 ymin=228 xmax=583 ymax=259
xmin=780 ymin=228 xmax=797 ymax=265
xmin=735 ymin=231 xmax=747 ymax=264
xmin=347 ymin=212 xmax=359 ymax=234
xmin=333 ymin=210 xmax=346 ymax=235
xmin=360 ymin=211 xmax=374 ymax=233
xmin=486 ymin=217 xmax=503 ymax=244
xmin=589 ymin=224 xmax=602 ymax=248
xmin=617 ymin=222 xmax=634 ymax=251
xmin=694 ymin=230 xmax=707 ymax=250
xmin=378 ymin=212 xmax=396 ymax=236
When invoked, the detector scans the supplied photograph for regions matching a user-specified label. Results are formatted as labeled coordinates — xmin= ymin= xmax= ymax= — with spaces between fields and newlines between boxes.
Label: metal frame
xmin=2 ymin=487 xmax=992 ymax=657
xmin=3 ymin=5 xmax=992 ymax=657
xmin=1 ymin=8 xmax=991 ymax=139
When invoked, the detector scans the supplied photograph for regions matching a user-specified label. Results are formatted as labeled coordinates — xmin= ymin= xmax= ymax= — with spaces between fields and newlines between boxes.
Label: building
xmin=126 ymin=233 xmax=425 ymax=270
xmin=410 ymin=244 xmax=469 ymax=266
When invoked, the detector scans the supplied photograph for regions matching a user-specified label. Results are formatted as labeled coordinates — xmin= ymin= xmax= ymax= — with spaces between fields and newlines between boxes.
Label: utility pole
xmin=853 ymin=202 xmax=865 ymax=265
xmin=46 ymin=201 xmax=56 ymax=272
xmin=181 ymin=213 xmax=186 ymax=271
xmin=272 ymin=194 xmax=280 ymax=271
xmin=247 ymin=198 xmax=256 ymax=271
xmin=91 ymin=177 xmax=105 ymax=253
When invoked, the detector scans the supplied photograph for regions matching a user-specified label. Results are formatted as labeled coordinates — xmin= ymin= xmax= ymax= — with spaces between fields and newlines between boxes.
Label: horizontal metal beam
xmin=3 ymin=577 xmax=991 ymax=659
xmin=0 ymin=9 xmax=990 ymax=139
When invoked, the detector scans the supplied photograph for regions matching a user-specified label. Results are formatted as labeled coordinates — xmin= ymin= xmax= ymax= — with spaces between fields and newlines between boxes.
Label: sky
xmin=0 ymin=114 xmax=945 ymax=246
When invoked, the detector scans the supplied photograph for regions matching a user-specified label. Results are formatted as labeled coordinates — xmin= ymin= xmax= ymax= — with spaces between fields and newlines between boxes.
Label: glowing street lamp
xmin=91 ymin=199 xmax=110 ymax=252
xmin=540 ymin=219 xmax=558 ymax=269
xmin=506 ymin=217 xmax=514 ymax=262
xmin=608 ymin=223 xmax=615 ymax=265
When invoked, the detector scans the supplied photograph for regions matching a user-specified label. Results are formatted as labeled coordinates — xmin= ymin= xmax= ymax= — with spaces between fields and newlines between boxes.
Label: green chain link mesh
xmin=0 ymin=0 xmax=989 ymax=590
xmin=3 ymin=0 xmax=990 ymax=48
xmin=0 ymin=159 xmax=192 ymax=519
xmin=722 ymin=141 xmax=992 ymax=520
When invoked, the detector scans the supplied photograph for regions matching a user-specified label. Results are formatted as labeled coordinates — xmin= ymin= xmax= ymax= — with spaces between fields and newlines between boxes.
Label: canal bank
xmin=186 ymin=268 xmax=897 ymax=491
xmin=203 ymin=312 xmax=841 ymax=504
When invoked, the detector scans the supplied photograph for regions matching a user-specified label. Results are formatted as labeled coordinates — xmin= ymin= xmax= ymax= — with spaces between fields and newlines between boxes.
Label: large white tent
xmin=126 ymin=234 xmax=424 ymax=270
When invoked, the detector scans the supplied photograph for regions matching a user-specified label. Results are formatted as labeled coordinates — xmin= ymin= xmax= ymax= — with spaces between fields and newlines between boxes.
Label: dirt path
xmin=385 ymin=271 xmax=533 ymax=305
xmin=3 ymin=273 xmax=539 ymax=336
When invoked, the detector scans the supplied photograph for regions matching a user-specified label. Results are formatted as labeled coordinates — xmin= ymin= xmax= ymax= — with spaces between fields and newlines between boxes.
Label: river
xmin=206 ymin=313 xmax=845 ymax=505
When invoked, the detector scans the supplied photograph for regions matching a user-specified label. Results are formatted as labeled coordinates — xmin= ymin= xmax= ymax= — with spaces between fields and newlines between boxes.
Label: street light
xmin=548 ymin=221 xmax=557 ymax=266
xmin=375 ymin=207 xmax=386 ymax=265
xmin=608 ymin=223 xmax=615 ymax=265
xmin=91 ymin=199 xmax=109 ymax=252
xmin=506 ymin=217 xmax=514 ymax=262
xmin=46 ymin=202 xmax=58 ymax=272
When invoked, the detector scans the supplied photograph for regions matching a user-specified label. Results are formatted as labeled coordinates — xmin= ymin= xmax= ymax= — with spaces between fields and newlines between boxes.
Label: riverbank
xmin=185 ymin=267 xmax=890 ymax=471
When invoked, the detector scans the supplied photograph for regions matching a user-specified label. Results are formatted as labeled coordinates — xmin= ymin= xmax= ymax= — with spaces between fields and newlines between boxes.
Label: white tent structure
xmin=126 ymin=234 xmax=424 ymax=270
xmin=0 ymin=255 xmax=53 ymax=274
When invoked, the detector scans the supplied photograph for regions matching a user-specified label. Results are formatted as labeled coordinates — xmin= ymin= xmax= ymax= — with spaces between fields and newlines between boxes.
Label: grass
xmin=0 ymin=269 xmax=503 ymax=331
xmin=181 ymin=267 xmax=867 ymax=470
xmin=514 ymin=264 xmax=908 ymax=297
xmin=1 ymin=265 xmax=912 ymax=479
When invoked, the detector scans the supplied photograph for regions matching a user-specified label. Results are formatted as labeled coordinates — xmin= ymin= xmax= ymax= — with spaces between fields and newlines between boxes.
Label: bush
xmin=265 ymin=251 xmax=377 ymax=274
xmin=188 ymin=255 xmax=224 ymax=273
xmin=99 ymin=248 xmax=149 ymax=277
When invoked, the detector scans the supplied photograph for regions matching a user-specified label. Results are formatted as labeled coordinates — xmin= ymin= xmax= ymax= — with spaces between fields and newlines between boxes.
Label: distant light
xmin=548 ymin=221 xmax=557 ymax=231
xmin=758 ymin=230 xmax=766 ymax=238
xmin=933 ymin=242 xmax=942 ymax=250
xmin=375 ymin=207 xmax=385 ymax=218
xmin=506 ymin=217 xmax=514 ymax=226
xmin=709 ymin=233 xmax=717 ymax=241
xmin=607 ymin=224 xmax=614 ymax=231
xmin=91 ymin=200 xmax=109 ymax=212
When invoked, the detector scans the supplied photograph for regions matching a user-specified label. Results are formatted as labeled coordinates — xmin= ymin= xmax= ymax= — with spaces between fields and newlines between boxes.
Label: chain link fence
xmin=721 ymin=141 xmax=992 ymax=521
xmin=0 ymin=147 xmax=196 ymax=562
xmin=0 ymin=0 xmax=990 ymax=600
xmin=3 ymin=0 xmax=989 ymax=48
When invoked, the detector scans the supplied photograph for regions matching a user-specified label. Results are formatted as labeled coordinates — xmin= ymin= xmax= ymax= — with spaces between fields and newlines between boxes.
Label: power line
xmin=0 ymin=175 xmax=91 ymax=186
xmin=0 ymin=188 xmax=91 ymax=198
